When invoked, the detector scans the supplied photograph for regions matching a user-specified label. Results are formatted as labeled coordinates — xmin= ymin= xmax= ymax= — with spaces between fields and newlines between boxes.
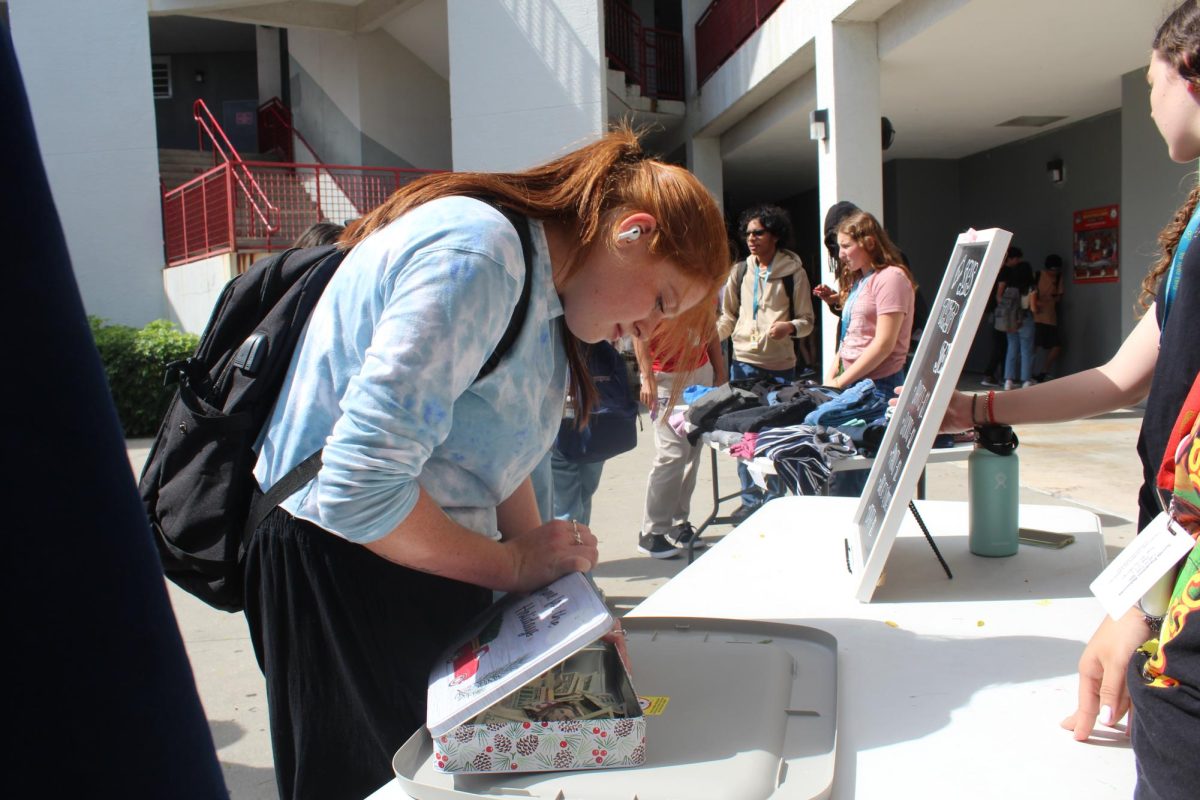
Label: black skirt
xmin=243 ymin=507 xmax=492 ymax=800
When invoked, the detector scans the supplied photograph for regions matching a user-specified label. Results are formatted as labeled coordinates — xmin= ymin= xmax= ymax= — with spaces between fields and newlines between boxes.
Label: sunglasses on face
xmin=746 ymin=229 xmax=769 ymax=238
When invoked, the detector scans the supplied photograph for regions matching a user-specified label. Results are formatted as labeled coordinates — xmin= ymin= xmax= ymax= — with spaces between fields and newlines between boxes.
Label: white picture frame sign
xmin=848 ymin=227 xmax=1013 ymax=602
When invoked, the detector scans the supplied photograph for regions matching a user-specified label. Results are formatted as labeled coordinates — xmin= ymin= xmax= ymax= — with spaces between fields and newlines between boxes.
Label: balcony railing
xmin=163 ymin=161 xmax=437 ymax=267
xmin=695 ymin=0 xmax=786 ymax=87
xmin=605 ymin=0 xmax=684 ymax=102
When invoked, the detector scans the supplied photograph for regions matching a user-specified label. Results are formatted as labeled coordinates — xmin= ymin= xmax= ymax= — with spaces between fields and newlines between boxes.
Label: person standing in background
xmin=718 ymin=205 xmax=815 ymax=522
xmin=635 ymin=327 xmax=726 ymax=558
xmin=1031 ymin=254 xmax=1066 ymax=382
xmin=982 ymin=247 xmax=1022 ymax=387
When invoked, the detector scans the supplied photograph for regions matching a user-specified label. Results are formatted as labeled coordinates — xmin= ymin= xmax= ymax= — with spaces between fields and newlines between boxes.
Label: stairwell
xmin=159 ymin=147 xmax=326 ymax=250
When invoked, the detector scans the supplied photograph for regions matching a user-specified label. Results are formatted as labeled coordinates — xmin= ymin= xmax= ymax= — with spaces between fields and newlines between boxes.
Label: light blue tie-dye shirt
xmin=253 ymin=195 xmax=568 ymax=543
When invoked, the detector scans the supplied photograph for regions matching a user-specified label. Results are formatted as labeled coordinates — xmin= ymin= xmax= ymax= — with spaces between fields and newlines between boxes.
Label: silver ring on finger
xmin=571 ymin=519 xmax=582 ymax=545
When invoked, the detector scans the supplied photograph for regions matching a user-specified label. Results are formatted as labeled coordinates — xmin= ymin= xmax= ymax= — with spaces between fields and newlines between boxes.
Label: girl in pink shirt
xmin=825 ymin=211 xmax=916 ymax=393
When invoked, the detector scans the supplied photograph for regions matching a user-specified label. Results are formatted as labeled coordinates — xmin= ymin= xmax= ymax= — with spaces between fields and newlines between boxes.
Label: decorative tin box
xmin=425 ymin=572 xmax=645 ymax=774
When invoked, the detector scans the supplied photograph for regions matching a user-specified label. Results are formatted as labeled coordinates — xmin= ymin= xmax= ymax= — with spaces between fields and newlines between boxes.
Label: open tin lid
xmin=426 ymin=572 xmax=613 ymax=737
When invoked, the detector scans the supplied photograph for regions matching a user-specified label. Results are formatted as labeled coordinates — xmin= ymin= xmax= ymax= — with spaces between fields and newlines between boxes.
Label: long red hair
xmin=340 ymin=126 xmax=729 ymax=416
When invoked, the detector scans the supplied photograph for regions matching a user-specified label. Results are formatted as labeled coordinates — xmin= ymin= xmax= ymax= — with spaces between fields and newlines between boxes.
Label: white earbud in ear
xmin=617 ymin=227 xmax=642 ymax=243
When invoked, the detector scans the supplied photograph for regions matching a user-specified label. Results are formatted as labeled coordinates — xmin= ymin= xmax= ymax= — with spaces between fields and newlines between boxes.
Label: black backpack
xmin=139 ymin=207 xmax=534 ymax=612
xmin=555 ymin=341 xmax=638 ymax=463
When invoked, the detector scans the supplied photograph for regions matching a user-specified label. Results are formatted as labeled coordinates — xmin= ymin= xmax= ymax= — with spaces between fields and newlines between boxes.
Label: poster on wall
xmin=1073 ymin=204 xmax=1119 ymax=284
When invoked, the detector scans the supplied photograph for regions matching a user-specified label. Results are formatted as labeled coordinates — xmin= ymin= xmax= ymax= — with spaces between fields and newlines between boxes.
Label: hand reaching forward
xmin=502 ymin=519 xmax=599 ymax=593
xmin=941 ymin=390 xmax=975 ymax=433
xmin=1060 ymin=608 xmax=1150 ymax=741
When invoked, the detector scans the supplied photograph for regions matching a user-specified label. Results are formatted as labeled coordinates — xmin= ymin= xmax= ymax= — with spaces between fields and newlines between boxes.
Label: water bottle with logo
xmin=968 ymin=424 xmax=1020 ymax=557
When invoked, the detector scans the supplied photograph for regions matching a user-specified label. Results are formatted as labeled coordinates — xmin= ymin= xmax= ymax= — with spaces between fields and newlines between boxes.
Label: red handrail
xmin=257 ymin=96 xmax=369 ymax=217
xmin=193 ymin=98 xmax=279 ymax=237
xmin=162 ymin=159 xmax=441 ymax=266
xmin=258 ymin=97 xmax=327 ymax=166
xmin=604 ymin=0 xmax=684 ymax=101
xmin=257 ymin=97 xmax=294 ymax=161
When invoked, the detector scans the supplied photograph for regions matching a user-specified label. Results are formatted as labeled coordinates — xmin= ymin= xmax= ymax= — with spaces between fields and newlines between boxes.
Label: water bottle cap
xmin=974 ymin=424 xmax=1018 ymax=456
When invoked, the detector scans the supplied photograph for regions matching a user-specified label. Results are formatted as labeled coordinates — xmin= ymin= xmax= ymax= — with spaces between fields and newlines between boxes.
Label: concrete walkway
xmin=127 ymin=377 xmax=1145 ymax=799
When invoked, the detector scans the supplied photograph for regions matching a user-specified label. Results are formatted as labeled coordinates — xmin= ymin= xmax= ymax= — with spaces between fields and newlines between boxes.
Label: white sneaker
xmin=1003 ymin=380 xmax=1016 ymax=391
xmin=1022 ymin=379 xmax=1037 ymax=388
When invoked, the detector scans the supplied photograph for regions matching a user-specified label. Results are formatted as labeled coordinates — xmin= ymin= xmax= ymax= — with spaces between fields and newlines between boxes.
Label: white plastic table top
xmin=368 ymin=497 xmax=1133 ymax=800
xmin=632 ymin=496 xmax=1134 ymax=800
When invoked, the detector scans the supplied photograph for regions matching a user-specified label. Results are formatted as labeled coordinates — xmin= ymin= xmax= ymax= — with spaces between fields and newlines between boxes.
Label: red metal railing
xmin=193 ymin=98 xmax=279 ymax=236
xmin=695 ymin=0 xmax=786 ymax=87
xmin=257 ymin=97 xmax=295 ymax=161
xmin=259 ymin=96 xmax=331 ymax=169
xmin=644 ymin=28 xmax=684 ymax=101
xmin=166 ymin=97 xmax=439 ymax=266
xmin=604 ymin=0 xmax=684 ymax=102
xmin=163 ymin=160 xmax=436 ymax=266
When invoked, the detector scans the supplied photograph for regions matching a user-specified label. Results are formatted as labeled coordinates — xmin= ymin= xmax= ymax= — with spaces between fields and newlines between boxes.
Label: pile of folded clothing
xmin=676 ymin=377 xmax=899 ymax=495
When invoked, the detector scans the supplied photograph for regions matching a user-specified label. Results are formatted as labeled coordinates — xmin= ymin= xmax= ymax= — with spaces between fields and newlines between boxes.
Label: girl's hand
xmin=639 ymin=376 xmax=656 ymax=412
xmin=502 ymin=519 xmax=598 ymax=593
xmin=768 ymin=321 xmax=795 ymax=340
xmin=813 ymin=284 xmax=837 ymax=305
xmin=941 ymin=391 xmax=976 ymax=433
xmin=1061 ymin=608 xmax=1150 ymax=741
xmin=601 ymin=618 xmax=632 ymax=676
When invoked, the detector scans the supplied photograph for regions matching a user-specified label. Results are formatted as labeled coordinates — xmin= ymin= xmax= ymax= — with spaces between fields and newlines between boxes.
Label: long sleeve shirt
xmin=253 ymin=196 xmax=569 ymax=543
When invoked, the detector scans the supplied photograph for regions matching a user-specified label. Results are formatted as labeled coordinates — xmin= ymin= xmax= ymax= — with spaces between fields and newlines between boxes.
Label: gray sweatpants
xmin=641 ymin=361 xmax=715 ymax=536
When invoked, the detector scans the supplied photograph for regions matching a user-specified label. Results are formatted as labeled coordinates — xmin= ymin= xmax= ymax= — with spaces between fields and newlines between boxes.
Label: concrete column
xmin=8 ymin=0 xmax=165 ymax=326
xmin=256 ymin=26 xmax=283 ymax=105
xmin=815 ymin=20 xmax=883 ymax=371
xmin=447 ymin=0 xmax=606 ymax=171
xmin=686 ymin=136 xmax=724 ymax=213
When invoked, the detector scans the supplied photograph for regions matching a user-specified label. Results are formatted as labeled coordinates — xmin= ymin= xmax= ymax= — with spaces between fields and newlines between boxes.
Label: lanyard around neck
xmin=840 ymin=271 xmax=872 ymax=338
xmin=1162 ymin=204 xmax=1200 ymax=332
xmin=751 ymin=259 xmax=770 ymax=320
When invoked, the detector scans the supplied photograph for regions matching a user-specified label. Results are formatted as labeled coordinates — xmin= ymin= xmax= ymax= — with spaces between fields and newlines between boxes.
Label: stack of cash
xmin=473 ymin=644 xmax=627 ymax=725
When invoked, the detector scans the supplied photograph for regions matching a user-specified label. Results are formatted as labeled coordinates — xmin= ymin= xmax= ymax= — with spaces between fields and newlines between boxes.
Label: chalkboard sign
xmin=849 ymin=228 xmax=1012 ymax=602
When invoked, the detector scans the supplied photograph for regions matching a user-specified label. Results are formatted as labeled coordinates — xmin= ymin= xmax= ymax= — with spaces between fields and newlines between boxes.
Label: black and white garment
xmin=754 ymin=425 xmax=856 ymax=495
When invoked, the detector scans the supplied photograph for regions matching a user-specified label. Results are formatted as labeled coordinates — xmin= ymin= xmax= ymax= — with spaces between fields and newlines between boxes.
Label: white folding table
xmin=631 ymin=496 xmax=1134 ymax=799
xmin=368 ymin=497 xmax=1131 ymax=799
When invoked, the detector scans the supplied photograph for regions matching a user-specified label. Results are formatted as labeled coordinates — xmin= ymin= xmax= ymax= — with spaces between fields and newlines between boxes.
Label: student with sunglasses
xmin=717 ymin=204 xmax=815 ymax=521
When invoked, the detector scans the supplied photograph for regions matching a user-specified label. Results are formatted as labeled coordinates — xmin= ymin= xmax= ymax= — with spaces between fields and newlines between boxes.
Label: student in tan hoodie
xmin=717 ymin=204 xmax=815 ymax=520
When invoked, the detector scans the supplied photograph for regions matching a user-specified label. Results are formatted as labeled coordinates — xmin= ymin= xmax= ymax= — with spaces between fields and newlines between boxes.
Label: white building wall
xmin=447 ymin=0 xmax=606 ymax=171
xmin=8 ymin=0 xmax=165 ymax=326
xmin=162 ymin=254 xmax=236 ymax=334
xmin=288 ymin=26 xmax=451 ymax=169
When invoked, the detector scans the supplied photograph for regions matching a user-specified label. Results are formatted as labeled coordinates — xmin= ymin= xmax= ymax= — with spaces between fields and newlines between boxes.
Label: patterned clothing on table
xmin=254 ymin=196 xmax=569 ymax=544
xmin=753 ymin=425 xmax=856 ymax=496
xmin=1127 ymin=371 xmax=1200 ymax=800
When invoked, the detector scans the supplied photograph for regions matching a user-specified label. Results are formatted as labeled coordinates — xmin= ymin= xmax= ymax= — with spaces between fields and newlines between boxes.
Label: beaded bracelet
xmin=986 ymin=390 xmax=997 ymax=425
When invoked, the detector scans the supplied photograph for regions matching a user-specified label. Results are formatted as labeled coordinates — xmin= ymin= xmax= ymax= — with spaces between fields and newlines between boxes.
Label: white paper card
xmin=1089 ymin=512 xmax=1194 ymax=620
xmin=746 ymin=460 xmax=768 ymax=491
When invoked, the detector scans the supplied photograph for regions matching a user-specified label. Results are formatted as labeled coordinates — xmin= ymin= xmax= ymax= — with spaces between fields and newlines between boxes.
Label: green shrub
xmin=89 ymin=317 xmax=199 ymax=437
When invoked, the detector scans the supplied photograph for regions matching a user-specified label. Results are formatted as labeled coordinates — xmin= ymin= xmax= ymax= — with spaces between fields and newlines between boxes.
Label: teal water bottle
xmin=968 ymin=425 xmax=1020 ymax=557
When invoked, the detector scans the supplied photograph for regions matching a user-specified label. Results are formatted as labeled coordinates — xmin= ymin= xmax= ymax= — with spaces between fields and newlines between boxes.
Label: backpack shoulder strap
xmin=247 ymin=204 xmax=536 ymax=536
xmin=735 ymin=260 xmax=747 ymax=286
xmin=782 ymin=273 xmax=796 ymax=322
xmin=478 ymin=205 xmax=533 ymax=381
